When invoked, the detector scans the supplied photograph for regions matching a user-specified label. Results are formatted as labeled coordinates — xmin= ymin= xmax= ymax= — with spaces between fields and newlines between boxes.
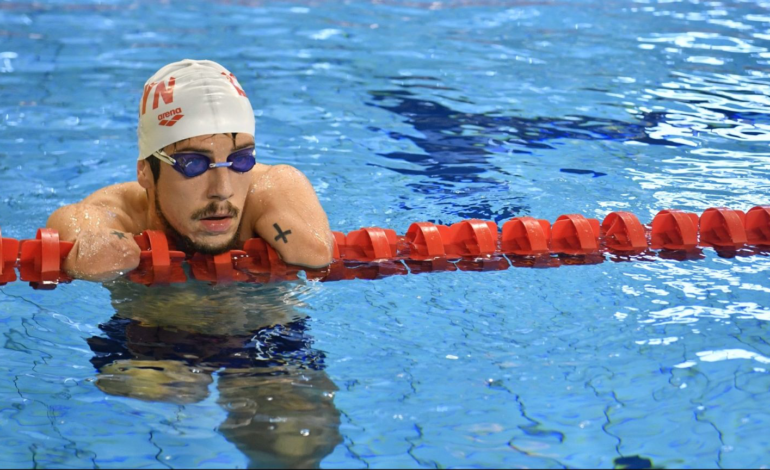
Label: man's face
xmin=148 ymin=133 xmax=255 ymax=254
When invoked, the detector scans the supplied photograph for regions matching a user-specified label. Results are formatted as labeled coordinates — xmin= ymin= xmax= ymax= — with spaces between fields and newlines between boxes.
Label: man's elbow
xmin=282 ymin=235 xmax=334 ymax=269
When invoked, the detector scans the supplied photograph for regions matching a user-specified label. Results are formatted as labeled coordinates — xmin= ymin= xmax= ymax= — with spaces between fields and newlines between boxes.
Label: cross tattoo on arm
xmin=111 ymin=230 xmax=127 ymax=240
xmin=273 ymin=223 xmax=292 ymax=244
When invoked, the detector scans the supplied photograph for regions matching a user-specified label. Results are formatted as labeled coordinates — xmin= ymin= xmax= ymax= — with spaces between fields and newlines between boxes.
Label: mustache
xmin=191 ymin=201 xmax=240 ymax=220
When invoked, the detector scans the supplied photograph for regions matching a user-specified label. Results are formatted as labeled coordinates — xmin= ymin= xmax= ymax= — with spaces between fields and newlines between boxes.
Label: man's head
xmin=136 ymin=60 xmax=256 ymax=254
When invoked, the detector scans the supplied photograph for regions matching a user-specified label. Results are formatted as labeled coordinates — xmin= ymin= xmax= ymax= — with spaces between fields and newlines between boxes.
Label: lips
xmin=199 ymin=214 xmax=234 ymax=233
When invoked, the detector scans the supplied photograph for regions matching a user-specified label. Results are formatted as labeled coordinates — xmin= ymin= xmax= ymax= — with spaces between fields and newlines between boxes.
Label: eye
xmin=228 ymin=148 xmax=256 ymax=172
xmin=174 ymin=154 xmax=210 ymax=176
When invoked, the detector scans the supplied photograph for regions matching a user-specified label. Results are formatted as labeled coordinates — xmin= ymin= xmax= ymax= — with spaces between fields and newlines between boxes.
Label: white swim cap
xmin=137 ymin=59 xmax=255 ymax=160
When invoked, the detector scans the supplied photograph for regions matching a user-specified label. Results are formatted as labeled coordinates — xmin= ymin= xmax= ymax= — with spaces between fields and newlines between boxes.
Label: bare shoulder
xmin=249 ymin=164 xmax=316 ymax=204
xmin=252 ymin=164 xmax=312 ymax=188
xmin=49 ymin=182 xmax=148 ymax=234
xmin=81 ymin=182 xmax=146 ymax=208
xmin=244 ymin=163 xmax=332 ymax=266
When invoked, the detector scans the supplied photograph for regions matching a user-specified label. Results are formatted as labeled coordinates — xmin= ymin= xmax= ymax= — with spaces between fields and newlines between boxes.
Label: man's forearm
xmin=47 ymin=204 xmax=141 ymax=281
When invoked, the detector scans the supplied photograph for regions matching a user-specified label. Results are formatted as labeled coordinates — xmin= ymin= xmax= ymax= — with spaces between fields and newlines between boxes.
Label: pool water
xmin=1 ymin=0 xmax=770 ymax=467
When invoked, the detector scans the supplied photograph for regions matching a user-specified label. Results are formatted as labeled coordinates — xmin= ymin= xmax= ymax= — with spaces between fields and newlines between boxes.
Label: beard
xmin=154 ymin=190 xmax=241 ymax=255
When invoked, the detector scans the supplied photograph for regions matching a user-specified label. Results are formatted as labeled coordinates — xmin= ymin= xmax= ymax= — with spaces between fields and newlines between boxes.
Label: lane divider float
xmin=0 ymin=207 xmax=768 ymax=289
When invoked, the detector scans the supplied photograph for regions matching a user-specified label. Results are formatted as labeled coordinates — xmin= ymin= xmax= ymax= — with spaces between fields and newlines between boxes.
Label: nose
xmin=206 ymin=166 xmax=234 ymax=201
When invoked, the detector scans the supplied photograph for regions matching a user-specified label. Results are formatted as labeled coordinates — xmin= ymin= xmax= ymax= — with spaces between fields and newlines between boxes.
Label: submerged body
xmin=91 ymin=280 xmax=342 ymax=468
xmin=43 ymin=60 xmax=340 ymax=467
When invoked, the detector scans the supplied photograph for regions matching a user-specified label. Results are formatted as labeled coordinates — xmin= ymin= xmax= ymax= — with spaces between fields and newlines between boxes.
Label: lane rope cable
xmin=0 ymin=206 xmax=768 ymax=288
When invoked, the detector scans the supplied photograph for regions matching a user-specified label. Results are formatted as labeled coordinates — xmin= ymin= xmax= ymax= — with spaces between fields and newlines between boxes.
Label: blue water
xmin=2 ymin=0 xmax=770 ymax=468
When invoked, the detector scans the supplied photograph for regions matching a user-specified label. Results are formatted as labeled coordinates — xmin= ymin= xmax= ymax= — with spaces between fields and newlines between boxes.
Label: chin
xmin=192 ymin=234 xmax=239 ymax=255
xmin=156 ymin=200 xmax=242 ymax=255
xmin=172 ymin=230 xmax=239 ymax=256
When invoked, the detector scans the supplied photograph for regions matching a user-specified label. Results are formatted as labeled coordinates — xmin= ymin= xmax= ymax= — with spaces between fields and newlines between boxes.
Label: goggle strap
xmin=153 ymin=150 xmax=176 ymax=165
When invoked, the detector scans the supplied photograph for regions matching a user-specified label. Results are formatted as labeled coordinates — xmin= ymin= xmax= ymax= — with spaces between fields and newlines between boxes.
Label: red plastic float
xmin=127 ymin=230 xmax=186 ymax=285
xmin=189 ymin=250 xmax=251 ymax=284
xmin=403 ymin=222 xmax=451 ymax=273
xmin=405 ymin=222 xmax=445 ymax=259
xmin=551 ymin=214 xmax=600 ymax=255
xmin=238 ymin=238 xmax=297 ymax=283
xmin=745 ymin=206 xmax=770 ymax=246
xmin=343 ymin=227 xmax=398 ymax=261
xmin=0 ymin=205 xmax=768 ymax=288
xmin=18 ymin=228 xmax=74 ymax=288
xmin=650 ymin=209 xmax=700 ymax=251
xmin=601 ymin=212 xmax=647 ymax=254
xmin=501 ymin=217 xmax=551 ymax=256
xmin=439 ymin=219 xmax=498 ymax=257
xmin=699 ymin=207 xmax=747 ymax=249
xmin=0 ymin=227 xmax=20 ymax=285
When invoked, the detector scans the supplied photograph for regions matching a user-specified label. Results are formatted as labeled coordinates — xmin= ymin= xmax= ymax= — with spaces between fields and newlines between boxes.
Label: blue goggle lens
xmin=227 ymin=148 xmax=257 ymax=172
xmin=175 ymin=154 xmax=209 ymax=177
xmin=171 ymin=148 xmax=256 ymax=178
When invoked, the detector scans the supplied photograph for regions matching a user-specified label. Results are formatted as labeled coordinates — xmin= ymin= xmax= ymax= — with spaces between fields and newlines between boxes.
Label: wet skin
xmin=47 ymin=134 xmax=341 ymax=465
xmin=47 ymin=133 xmax=334 ymax=281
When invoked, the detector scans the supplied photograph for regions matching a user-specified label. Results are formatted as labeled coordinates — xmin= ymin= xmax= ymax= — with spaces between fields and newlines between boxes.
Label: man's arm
xmin=46 ymin=183 xmax=143 ymax=281
xmin=252 ymin=165 xmax=334 ymax=269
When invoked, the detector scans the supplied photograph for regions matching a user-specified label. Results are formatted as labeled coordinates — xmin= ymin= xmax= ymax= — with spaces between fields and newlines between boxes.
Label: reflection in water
xmin=366 ymin=87 xmax=676 ymax=221
xmin=86 ymin=281 xmax=341 ymax=469
xmin=642 ymin=71 xmax=770 ymax=143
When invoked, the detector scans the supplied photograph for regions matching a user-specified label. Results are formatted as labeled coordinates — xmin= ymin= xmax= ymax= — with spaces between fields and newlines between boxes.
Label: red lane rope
xmin=0 ymin=207 xmax=768 ymax=289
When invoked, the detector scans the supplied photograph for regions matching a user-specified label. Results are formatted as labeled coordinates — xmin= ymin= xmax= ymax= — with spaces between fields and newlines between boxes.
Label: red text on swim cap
xmin=158 ymin=108 xmax=184 ymax=127
xmin=222 ymin=72 xmax=247 ymax=97
xmin=141 ymin=77 xmax=176 ymax=116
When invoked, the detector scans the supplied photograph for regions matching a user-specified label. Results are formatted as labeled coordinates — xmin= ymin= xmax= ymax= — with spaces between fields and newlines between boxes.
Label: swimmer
xmin=47 ymin=59 xmax=333 ymax=281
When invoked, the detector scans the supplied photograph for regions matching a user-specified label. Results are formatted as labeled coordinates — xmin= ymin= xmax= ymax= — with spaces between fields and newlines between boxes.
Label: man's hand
xmin=47 ymin=202 xmax=141 ymax=281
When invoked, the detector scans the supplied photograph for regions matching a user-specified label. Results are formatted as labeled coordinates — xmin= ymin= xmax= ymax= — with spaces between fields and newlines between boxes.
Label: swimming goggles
xmin=152 ymin=147 xmax=256 ymax=178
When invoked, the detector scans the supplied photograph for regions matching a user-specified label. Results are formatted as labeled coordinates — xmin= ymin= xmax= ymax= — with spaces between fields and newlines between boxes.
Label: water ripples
xmin=640 ymin=72 xmax=770 ymax=143
xmin=1 ymin=0 xmax=770 ymax=468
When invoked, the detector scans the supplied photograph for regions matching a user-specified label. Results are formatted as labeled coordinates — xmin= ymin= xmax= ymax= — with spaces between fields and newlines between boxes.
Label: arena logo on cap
xmin=158 ymin=107 xmax=184 ymax=127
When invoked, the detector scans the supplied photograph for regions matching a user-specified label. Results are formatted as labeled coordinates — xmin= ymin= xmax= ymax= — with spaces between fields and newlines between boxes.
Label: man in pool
xmin=47 ymin=59 xmax=334 ymax=281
